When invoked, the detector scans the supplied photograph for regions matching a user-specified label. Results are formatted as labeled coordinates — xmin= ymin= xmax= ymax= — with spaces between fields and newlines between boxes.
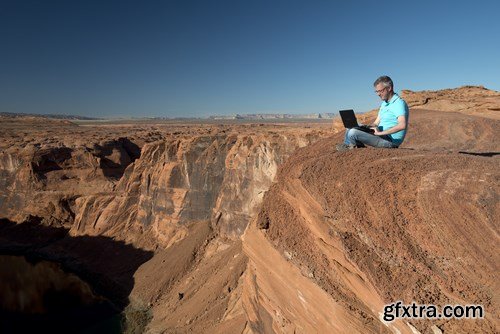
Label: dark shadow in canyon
xmin=97 ymin=138 xmax=141 ymax=179
xmin=0 ymin=217 xmax=153 ymax=333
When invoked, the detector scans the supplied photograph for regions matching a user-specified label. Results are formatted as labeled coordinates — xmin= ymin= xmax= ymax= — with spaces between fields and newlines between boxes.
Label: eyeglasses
xmin=375 ymin=87 xmax=388 ymax=94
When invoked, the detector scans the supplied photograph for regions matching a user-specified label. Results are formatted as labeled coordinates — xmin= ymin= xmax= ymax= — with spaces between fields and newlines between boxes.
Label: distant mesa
xmin=0 ymin=111 xmax=336 ymax=121
xmin=209 ymin=112 xmax=336 ymax=120
xmin=0 ymin=112 xmax=101 ymax=120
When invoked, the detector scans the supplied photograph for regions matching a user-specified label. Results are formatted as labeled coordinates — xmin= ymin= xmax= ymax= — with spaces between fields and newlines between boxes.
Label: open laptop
xmin=339 ymin=109 xmax=375 ymax=134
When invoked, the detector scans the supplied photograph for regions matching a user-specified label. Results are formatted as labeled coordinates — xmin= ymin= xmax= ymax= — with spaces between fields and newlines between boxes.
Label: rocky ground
xmin=0 ymin=86 xmax=499 ymax=333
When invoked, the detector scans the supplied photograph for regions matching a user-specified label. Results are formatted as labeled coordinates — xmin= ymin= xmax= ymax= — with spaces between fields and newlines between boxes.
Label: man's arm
xmin=373 ymin=115 xmax=406 ymax=136
xmin=368 ymin=115 xmax=380 ymax=128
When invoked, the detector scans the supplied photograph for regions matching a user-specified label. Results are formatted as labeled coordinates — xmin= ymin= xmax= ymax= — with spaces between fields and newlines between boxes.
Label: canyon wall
xmin=0 ymin=123 xmax=330 ymax=248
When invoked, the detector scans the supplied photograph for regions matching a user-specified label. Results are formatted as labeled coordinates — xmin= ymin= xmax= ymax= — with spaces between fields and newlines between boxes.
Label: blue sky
xmin=1 ymin=0 xmax=499 ymax=118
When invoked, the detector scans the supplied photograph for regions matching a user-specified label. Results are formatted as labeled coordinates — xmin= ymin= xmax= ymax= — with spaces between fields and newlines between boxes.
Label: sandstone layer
xmin=401 ymin=85 xmax=500 ymax=119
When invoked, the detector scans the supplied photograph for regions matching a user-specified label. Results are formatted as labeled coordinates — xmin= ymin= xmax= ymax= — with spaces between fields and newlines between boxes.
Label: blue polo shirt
xmin=378 ymin=93 xmax=409 ymax=145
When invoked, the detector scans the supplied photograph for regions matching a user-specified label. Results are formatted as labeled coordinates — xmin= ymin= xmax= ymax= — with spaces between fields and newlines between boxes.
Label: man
xmin=336 ymin=76 xmax=409 ymax=151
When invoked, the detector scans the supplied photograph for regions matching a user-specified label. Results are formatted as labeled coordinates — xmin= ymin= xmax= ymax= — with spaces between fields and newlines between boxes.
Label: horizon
xmin=2 ymin=84 xmax=495 ymax=120
xmin=1 ymin=0 xmax=499 ymax=118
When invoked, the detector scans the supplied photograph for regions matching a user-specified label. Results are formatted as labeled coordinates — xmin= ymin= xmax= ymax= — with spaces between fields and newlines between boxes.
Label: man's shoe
xmin=336 ymin=143 xmax=356 ymax=152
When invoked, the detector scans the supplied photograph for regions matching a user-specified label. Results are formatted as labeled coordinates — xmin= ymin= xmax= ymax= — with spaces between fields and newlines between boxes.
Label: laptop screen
xmin=339 ymin=109 xmax=359 ymax=128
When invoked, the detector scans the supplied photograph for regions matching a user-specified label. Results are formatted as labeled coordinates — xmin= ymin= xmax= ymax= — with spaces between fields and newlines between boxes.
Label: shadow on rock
xmin=31 ymin=147 xmax=73 ymax=180
xmin=95 ymin=138 xmax=141 ymax=179
xmin=458 ymin=151 xmax=499 ymax=157
xmin=0 ymin=217 xmax=154 ymax=333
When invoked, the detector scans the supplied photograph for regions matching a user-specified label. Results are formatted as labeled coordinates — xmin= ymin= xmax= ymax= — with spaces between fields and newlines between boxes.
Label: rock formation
xmin=401 ymin=85 xmax=500 ymax=119
xmin=0 ymin=86 xmax=498 ymax=333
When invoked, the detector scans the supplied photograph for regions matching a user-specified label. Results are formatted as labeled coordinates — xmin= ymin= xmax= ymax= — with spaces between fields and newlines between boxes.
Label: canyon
xmin=0 ymin=86 xmax=499 ymax=333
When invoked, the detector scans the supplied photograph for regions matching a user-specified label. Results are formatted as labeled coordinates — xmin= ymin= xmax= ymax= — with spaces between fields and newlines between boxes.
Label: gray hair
xmin=373 ymin=75 xmax=393 ymax=89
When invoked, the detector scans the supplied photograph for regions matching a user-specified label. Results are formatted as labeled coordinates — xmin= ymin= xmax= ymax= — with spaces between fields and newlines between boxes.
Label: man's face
xmin=375 ymin=83 xmax=392 ymax=101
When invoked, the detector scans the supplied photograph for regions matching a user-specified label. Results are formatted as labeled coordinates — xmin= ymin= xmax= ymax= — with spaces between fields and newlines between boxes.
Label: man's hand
xmin=373 ymin=128 xmax=383 ymax=136
xmin=373 ymin=115 xmax=407 ymax=136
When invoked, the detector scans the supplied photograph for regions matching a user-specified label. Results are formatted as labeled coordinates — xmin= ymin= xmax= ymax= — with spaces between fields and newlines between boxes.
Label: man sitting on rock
xmin=336 ymin=75 xmax=409 ymax=151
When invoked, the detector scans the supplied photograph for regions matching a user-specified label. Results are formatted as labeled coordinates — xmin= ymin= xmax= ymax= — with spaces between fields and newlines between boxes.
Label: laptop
xmin=339 ymin=109 xmax=375 ymax=134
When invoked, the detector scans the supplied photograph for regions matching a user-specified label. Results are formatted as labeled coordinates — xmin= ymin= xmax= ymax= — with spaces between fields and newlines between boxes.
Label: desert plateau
xmin=0 ymin=86 xmax=499 ymax=334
